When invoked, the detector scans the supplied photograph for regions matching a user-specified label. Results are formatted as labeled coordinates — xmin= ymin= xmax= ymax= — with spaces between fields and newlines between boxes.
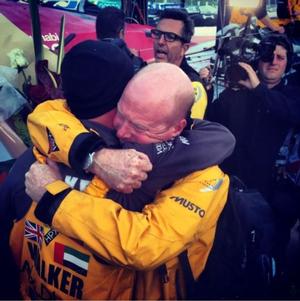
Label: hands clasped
xmin=25 ymin=159 xmax=61 ymax=203
xmin=90 ymin=148 xmax=153 ymax=193
xmin=25 ymin=148 xmax=153 ymax=202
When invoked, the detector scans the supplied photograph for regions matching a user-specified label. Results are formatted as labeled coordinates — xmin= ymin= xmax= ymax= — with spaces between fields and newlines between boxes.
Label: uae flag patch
xmin=54 ymin=242 xmax=90 ymax=276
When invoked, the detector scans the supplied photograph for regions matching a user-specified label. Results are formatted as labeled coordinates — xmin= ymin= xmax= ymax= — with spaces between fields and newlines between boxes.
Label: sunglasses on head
xmin=150 ymin=29 xmax=187 ymax=43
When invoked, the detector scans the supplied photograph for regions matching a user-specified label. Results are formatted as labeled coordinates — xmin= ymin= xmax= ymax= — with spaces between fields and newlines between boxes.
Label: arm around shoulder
xmin=27 ymin=99 xmax=105 ymax=172
xmin=47 ymin=166 xmax=229 ymax=269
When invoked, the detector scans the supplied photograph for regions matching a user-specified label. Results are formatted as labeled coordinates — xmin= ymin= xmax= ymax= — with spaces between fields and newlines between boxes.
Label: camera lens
xmin=259 ymin=43 xmax=275 ymax=63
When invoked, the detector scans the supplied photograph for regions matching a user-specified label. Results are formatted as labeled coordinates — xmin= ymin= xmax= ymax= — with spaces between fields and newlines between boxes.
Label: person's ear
xmin=171 ymin=119 xmax=187 ymax=137
xmin=182 ymin=43 xmax=190 ymax=53
xmin=119 ymin=28 xmax=125 ymax=39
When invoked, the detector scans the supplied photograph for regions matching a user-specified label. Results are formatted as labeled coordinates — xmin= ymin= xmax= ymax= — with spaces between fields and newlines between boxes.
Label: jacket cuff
xmin=252 ymin=82 xmax=267 ymax=97
xmin=34 ymin=180 xmax=72 ymax=226
xmin=68 ymin=132 xmax=106 ymax=174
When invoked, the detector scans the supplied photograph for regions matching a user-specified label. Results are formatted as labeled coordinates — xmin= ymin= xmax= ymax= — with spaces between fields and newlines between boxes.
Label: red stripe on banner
xmin=54 ymin=242 xmax=65 ymax=264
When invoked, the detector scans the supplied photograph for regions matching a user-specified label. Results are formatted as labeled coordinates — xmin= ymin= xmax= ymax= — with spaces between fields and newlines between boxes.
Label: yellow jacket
xmin=10 ymin=204 xmax=135 ymax=300
xmin=22 ymin=99 xmax=229 ymax=299
xmin=27 ymin=167 xmax=228 ymax=299
xmin=44 ymin=167 xmax=228 ymax=271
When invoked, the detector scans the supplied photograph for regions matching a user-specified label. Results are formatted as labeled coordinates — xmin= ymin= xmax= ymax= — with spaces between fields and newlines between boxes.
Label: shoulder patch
xmin=24 ymin=220 xmax=44 ymax=247
xmin=199 ymin=178 xmax=224 ymax=192
xmin=54 ymin=242 xmax=90 ymax=276
xmin=58 ymin=123 xmax=70 ymax=131
xmin=44 ymin=227 xmax=59 ymax=246
xmin=47 ymin=127 xmax=60 ymax=154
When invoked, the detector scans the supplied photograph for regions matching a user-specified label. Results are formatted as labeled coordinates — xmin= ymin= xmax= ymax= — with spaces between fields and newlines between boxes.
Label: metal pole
xmin=29 ymin=0 xmax=43 ymax=62
xmin=56 ymin=15 xmax=65 ymax=75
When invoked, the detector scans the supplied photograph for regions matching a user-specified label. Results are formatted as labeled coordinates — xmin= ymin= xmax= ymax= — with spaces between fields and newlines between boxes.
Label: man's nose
xmin=271 ymin=55 xmax=279 ymax=65
xmin=116 ymin=122 xmax=131 ymax=140
xmin=158 ymin=34 xmax=166 ymax=44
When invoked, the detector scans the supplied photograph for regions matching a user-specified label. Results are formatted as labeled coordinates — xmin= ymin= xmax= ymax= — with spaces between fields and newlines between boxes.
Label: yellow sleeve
xmin=51 ymin=166 xmax=229 ymax=270
xmin=27 ymin=99 xmax=90 ymax=167
xmin=191 ymin=81 xmax=207 ymax=119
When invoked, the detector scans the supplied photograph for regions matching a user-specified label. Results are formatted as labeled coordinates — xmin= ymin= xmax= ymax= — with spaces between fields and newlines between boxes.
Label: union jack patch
xmin=24 ymin=220 xmax=44 ymax=247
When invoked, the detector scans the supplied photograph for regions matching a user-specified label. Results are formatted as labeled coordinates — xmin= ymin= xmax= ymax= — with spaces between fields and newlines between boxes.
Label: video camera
xmin=214 ymin=21 xmax=260 ymax=87
xmin=216 ymin=25 xmax=287 ymax=88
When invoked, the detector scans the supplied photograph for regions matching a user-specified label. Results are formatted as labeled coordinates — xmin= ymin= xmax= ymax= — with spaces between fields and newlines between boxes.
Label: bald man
xmin=113 ymin=63 xmax=194 ymax=144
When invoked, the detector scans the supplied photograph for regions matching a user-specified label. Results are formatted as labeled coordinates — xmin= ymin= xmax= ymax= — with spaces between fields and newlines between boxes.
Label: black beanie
xmin=61 ymin=40 xmax=134 ymax=119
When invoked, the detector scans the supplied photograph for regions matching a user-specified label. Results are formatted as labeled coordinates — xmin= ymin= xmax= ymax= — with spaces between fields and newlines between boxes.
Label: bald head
xmin=113 ymin=62 xmax=195 ymax=144
xmin=124 ymin=62 xmax=194 ymax=122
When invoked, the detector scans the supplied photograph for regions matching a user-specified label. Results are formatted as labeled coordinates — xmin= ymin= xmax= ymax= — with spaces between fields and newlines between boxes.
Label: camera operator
xmin=200 ymin=0 xmax=285 ymax=99
xmin=206 ymin=34 xmax=300 ymax=290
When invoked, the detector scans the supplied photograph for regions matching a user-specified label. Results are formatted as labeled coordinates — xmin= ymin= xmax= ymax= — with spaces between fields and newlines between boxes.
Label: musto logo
xmin=170 ymin=196 xmax=205 ymax=217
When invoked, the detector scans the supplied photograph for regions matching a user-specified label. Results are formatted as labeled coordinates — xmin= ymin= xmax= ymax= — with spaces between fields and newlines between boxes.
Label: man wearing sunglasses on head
xmin=150 ymin=8 xmax=211 ymax=117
